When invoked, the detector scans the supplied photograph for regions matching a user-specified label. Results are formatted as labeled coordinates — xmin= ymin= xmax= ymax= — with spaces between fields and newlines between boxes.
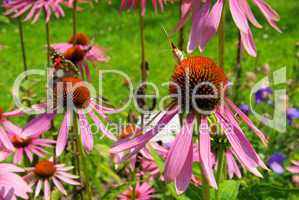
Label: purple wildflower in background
xmin=287 ymin=108 xmax=299 ymax=126
xmin=255 ymin=87 xmax=272 ymax=104
xmin=239 ymin=104 xmax=250 ymax=115
xmin=267 ymin=153 xmax=286 ymax=174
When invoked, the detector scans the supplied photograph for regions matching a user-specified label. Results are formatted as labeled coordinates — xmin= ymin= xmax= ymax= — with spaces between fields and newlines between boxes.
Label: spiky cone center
xmin=68 ymin=33 xmax=90 ymax=45
xmin=64 ymin=46 xmax=85 ymax=63
xmin=54 ymin=77 xmax=90 ymax=109
xmin=11 ymin=135 xmax=32 ymax=148
xmin=169 ymin=56 xmax=228 ymax=112
xmin=34 ymin=160 xmax=56 ymax=178
xmin=119 ymin=124 xmax=142 ymax=139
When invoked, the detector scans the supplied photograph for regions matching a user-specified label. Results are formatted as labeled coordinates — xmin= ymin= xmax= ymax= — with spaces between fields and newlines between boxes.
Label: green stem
xmin=72 ymin=0 xmax=77 ymax=42
xmin=72 ymin=116 xmax=83 ymax=200
xmin=139 ymin=9 xmax=147 ymax=129
xmin=215 ymin=144 xmax=225 ymax=200
xmin=45 ymin=20 xmax=50 ymax=67
xmin=218 ymin=0 xmax=226 ymax=67
xmin=18 ymin=18 xmax=28 ymax=73
xmin=131 ymin=168 xmax=137 ymax=200
xmin=178 ymin=0 xmax=184 ymax=51
xmin=75 ymin=116 xmax=93 ymax=199
xmin=233 ymin=32 xmax=242 ymax=101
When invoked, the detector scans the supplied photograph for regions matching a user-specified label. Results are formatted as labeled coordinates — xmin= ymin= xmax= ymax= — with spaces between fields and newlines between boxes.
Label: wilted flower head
xmin=176 ymin=0 xmax=280 ymax=56
xmin=267 ymin=153 xmax=286 ymax=174
xmin=3 ymin=0 xmax=65 ymax=23
xmin=111 ymin=56 xmax=268 ymax=191
xmin=0 ymin=163 xmax=32 ymax=199
xmin=118 ymin=182 xmax=155 ymax=200
xmin=24 ymin=160 xmax=80 ymax=200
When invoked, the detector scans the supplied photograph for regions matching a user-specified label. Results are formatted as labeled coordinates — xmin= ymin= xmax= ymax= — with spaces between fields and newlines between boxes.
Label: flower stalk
xmin=215 ymin=144 xmax=225 ymax=200
xmin=178 ymin=0 xmax=184 ymax=50
xmin=139 ymin=9 xmax=147 ymax=128
xmin=72 ymin=0 xmax=77 ymax=42
xmin=18 ymin=18 xmax=28 ymax=73
xmin=218 ymin=0 xmax=226 ymax=67
xmin=44 ymin=10 xmax=50 ymax=68
xmin=233 ymin=32 xmax=242 ymax=101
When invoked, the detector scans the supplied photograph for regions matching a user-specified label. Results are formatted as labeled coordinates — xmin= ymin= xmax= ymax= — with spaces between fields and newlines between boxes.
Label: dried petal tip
xmin=119 ymin=125 xmax=142 ymax=139
xmin=68 ymin=33 xmax=90 ymax=46
xmin=34 ymin=160 xmax=56 ymax=178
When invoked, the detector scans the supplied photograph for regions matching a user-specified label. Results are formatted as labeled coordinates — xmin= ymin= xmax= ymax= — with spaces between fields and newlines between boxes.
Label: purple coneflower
xmin=24 ymin=160 xmax=80 ymax=200
xmin=0 ymin=114 xmax=55 ymax=163
xmin=267 ymin=153 xmax=286 ymax=174
xmin=111 ymin=56 xmax=268 ymax=190
xmin=32 ymin=76 xmax=115 ymax=156
xmin=255 ymin=86 xmax=272 ymax=104
xmin=118 ymin=182 xmax=155 ymax=200
xmin=0 ymin=163 xmax=32 ymax=199
xmin=51 ymin=33 xmax=109 ymax=81
xmin=120 ymin=0 xmax=165 ymax=16
xmin=3 ymin=0 xmax=65 ymax=23
xmin=176 ymin=0 xmax=280 ymax=56
xmin=0 ymin=107 xmax=26 ymax=151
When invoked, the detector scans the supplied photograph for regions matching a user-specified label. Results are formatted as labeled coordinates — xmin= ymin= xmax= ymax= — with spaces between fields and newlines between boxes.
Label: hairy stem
xmin=178 ymin=0 xmax=184 ymax=50
xmin=18 ymin=18 xmax=28 ymax=73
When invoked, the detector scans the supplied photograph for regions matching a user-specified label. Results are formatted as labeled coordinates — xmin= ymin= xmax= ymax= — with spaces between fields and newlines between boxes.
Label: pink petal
xmin=0 ymin=126 xmax=14 ymax=151
xmin=164 ymin=112 xmax=195 ymax=181
xmin=198 ymin=115 xmax=217 ymax=188
xmin=52 ymin=177 xmax=67 ymax=195
xmin=56 ymin=111 xmax=70 ymax=156
xmin=238 ymin=0 xmax=262 ymax=28
xmin=1 ymin=120 xmax=22 ymax=136
xmin=175 ymin=0 xmax=192 ymax=31
xmin=229 ymin=0 xmax=250 ymax=33
xmin=240 ymin=30 xmax=257 ymax=57
xmin=110 ymin=105 xmax=179 ymax=153
xmin=226 ymin=150 xmax=241 ymax=179
xmin=44 ymin=180 xmax=51 ymax=200
xmin=22 ymin=113 xmax=55 ymax=138
xmin=225 ymin=97 xmax=268 ymax=146
xmin=175 ymin=144 xmax=193 ymax=194
xmin=78 ymin=111 xmax=93 ymax=152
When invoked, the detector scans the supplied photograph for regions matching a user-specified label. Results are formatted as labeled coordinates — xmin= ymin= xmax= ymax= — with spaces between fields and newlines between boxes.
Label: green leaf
xmin=0 ymin=16 xmax=9 ymax=24
xmin=219 ymin=180 xmax=240 ymax=200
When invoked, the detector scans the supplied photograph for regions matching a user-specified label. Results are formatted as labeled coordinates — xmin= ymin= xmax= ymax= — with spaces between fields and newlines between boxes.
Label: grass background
xmin=0 ymin=0 xmax=299 ymax=199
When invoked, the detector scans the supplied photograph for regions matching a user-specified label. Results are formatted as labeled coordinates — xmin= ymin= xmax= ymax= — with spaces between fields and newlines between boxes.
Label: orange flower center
xmin=34 ymin=160 xmax=56 ymax=178
xmin=119 ymin=125 xmax=142 ymax=139
xmin=11 ymin=135 xmax=32 ymax=148
xmin=68 ymin=33 xmax=90 ymax=46
xmin=64 ymin=46 xmax=86 ymax=63
xmin=127 ymin=189 xmax=141 ymax=199
xmin=169 ymin=56 xmax=228 ymax=111
xmin=56 ymin=77 xmax=90 ymax=108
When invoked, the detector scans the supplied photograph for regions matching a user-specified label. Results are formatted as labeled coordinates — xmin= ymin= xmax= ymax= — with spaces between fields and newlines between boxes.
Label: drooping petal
xmin=56 ymin=111 xmax=71 ymax=156
xmin=198 ymin=115 xmax=217 ymax=188
xmin=164 ymin=112 xmax=195 ymax=181
xmin=225 ymin=97 xmax=268 ymax=146
xmin=175 ymin=144 xmax=193 ymax=194
xmin=1 ymin=120 xmax=22 ymax=136
xmin=0 ymin=126 xmax=14 ymax=151
xmin=238 ymin=0 xmax=262 ymax=28
xmin=22 ymin=113 xmax=55 ymax=138
xmin=44 ymin=180 xmax=51 ymax=200
xmin=78 ymin=111 xmax=93 ymax=152
xmin=240 ymin=30 xmax=257 ymax=57
xmin=229 ymin=0 xmax=250 ymax=33
xmin=175 ymin=0 xmax=192 ymax=31
xmin=110 ymin=105 xmax=179 ymax=154
xmin=226 ymin=150 xmax=241 ymax=179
